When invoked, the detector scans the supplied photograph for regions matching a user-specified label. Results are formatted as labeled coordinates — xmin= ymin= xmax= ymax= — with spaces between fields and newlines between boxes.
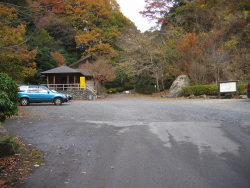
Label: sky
xmin=116 ymin=0 xmax=156 ymax=32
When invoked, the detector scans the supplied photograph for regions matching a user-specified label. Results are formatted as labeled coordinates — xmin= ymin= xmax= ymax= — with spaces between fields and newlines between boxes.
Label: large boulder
xmin=165 ymin=75 xmax=190 ymax=98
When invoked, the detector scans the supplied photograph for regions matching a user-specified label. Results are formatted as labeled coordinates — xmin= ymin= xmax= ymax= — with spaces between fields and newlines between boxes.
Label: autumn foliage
xmin=1 ymin=0 xmax=249 ymax=89
xmin=51 ymin=51 xmax=66 ymax=66
xmin=65 ymin=0 xmax=133 ymax=58
xmin=0 ymin=4 xmax=37 ymax=80
xmin=137 ymin=0 xmax=250 ymax=85
xmin=81 ymin=57 xmax=116 ymax=82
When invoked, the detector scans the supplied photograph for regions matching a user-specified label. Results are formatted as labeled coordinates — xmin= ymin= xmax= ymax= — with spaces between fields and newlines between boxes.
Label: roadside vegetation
xmin=0 ymin=0 xmax=249 ymax=94
xmin=182 ymin=84 xmax=248 ymax=96
xmin=0 ymin=73 xmax=44 ymax=187
xmin=0 ymin=130 xmax=44 ymax=187
xmin=0 ymin=73 xmax=19 ymax=123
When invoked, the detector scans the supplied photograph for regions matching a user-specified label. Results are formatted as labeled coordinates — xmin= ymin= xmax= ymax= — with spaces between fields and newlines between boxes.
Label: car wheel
xmin=20 ymin=98 xmax=29 ymax=106
xmin=54 ymin=97 xmax=62 ymax=105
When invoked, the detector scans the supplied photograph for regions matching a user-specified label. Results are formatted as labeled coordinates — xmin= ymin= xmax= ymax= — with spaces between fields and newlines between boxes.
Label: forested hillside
xmin=128 ymin=0 xmax=250 ymax=92
xmin=0 ymin=0 xmax=135 ymax=84
xmin=0 ymin=0 xmax=249 ymax=94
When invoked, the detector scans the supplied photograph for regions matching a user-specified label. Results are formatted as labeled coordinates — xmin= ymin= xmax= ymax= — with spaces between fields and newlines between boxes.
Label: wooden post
xmin=218 ymin=82 xmax=221 ymax=99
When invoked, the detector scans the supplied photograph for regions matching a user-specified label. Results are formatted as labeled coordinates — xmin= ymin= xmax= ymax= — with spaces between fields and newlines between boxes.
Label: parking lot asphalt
xmin=4 ymin=95 xmax=250 ymax=188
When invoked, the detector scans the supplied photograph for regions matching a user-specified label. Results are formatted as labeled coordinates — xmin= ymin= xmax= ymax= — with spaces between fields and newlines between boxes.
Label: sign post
xmin=80 ymin=77 xmax=86 ymax=89
xmin=219 ymin=80 xmax=238 ymax=99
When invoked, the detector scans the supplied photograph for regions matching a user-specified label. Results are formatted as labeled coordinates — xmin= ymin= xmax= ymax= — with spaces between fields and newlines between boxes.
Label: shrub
xmin=0 ymin=73 xmax=19 ymax=122
xmin=182 ymin=85 xmax=218 ymax=96
xmin=106 ymin=85 xmax=134 ymax=94
xmin=183 ymin=84 xmax=248 ymax=96
xmin=0 ymin=136 xmax=19 ymax=157
xmin=238 ymin=84 xmax=247 ymax=95
xmin=116 ymin=87 xmax=125 ymax=92
xmin=134 ymin=76 xmax=155 ymax=94
xmin=106 ymin=88 xmax=117 ymax=93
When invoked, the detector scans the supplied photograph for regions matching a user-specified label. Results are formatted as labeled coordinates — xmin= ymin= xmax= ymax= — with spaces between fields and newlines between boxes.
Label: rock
xmin=165 ymin=75 xmax=190 ymax=98
xmin=200 ymin=94 xmax=207 ymax=99
xmin=189 ymin=94 xmax=195 ymax=99
xmin=224 ymin=93 xmax=233 ymax=99
xmin=240 ymin=95 xmax=248 ymax=99
xmin=208 ymin=96 xmax=218 ymax=99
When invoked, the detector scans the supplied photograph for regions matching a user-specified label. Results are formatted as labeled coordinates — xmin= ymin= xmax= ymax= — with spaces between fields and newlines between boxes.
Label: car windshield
xmin=51 ymin=90 xmax=58 ymax=93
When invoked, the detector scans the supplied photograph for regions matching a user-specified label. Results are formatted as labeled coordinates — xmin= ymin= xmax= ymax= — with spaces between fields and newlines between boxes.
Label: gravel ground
xmin=3 ymin=95 xmax=250 ymax=188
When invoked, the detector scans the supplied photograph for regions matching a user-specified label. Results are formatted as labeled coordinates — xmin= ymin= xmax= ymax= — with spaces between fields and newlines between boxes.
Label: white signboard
xmin=220 ymin=81 xmax=238 ymax=93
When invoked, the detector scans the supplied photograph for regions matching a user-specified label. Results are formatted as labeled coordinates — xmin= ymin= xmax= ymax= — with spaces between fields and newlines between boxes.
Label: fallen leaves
xmin=0 ymin=181 xmax=8 ymax=187
xmin=0 ymin=137 xmax=44 ymax=188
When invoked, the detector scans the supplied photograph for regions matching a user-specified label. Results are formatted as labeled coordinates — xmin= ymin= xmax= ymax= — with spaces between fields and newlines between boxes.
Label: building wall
xmin=62 ymin=90 xmax=97 ymax=100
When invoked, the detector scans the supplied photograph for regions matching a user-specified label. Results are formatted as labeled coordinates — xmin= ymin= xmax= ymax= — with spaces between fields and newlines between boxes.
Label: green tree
xmin=0 ymin=73 xmax=19 ymax=122
xmin=36 ymin=47 xmax=58 ymax=71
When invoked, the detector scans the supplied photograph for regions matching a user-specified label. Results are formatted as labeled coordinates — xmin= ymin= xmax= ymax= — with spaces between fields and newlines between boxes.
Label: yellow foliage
xmin=65 ymin=0 xmax=133 ymax=59
xmin=0 ymin=4 xmax=38 ymax=80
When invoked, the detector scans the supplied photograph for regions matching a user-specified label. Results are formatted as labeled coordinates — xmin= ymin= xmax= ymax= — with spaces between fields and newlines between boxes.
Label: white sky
xmin=116 ymin=0 xmax=156 ymax=32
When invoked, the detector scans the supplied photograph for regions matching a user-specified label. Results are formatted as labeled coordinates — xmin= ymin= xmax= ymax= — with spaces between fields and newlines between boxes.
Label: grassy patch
xmin=0 ymin=136 xmax=19 ymax=157
xmin=0 ymin=126 xmax=44 ymax=187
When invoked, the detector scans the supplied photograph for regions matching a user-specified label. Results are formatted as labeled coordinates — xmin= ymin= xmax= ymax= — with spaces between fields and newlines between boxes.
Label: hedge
xmin=106 ymin=86 xmax=134 ymax=93
xmin=182 ymin=84 xmax=248 ymax=96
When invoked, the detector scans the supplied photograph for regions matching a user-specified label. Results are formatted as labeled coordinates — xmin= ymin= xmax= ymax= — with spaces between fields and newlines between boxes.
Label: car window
xmin=27 ymin=86 xmax=38 ymax=93
xmin=38 ymin=87 xmax=49 ymax=93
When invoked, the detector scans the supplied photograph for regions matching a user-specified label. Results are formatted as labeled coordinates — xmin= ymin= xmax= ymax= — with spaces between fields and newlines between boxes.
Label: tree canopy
xmin=0 ymin=0 xmax=135 ymax=83
xmin=0 ymin=0 xmax=249 ymax=93
xmin=0 ymin=3 xmax=37 ymax=81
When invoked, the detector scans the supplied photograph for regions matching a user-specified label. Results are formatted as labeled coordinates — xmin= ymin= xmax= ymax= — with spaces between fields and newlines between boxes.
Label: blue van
xmin=18 ymin=85 xmax=68 ymax=106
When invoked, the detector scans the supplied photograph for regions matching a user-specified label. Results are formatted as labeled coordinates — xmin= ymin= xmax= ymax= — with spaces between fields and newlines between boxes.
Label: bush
xmin=182 ymin=84 xmax=248 ymax=96
xmin=182 ymin=85 xmax=218 ymax=96
xmin=134 ymin=76 xmax=155 ymax=94
xmin=0 ymin=136 xmax=19 ymax=157
xmin=238 ymin=84 xmax=247 ymax=94
xmin=106 ymin=85 xmax=134 ymax=94
xmin=0 ymin=73 xmax=19 ymax=122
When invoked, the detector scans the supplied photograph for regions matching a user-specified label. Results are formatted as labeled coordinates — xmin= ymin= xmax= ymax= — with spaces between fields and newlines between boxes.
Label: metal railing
xmin=43 ymin=84 xmax=96 ymax=94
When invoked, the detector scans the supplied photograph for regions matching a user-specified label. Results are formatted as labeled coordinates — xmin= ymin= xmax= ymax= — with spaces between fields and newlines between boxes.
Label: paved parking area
xmin=4 ymin=97 xmax=250 ymax=188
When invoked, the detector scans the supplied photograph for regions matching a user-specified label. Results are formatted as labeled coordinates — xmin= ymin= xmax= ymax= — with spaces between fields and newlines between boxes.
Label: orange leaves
xmin=0 ymin=24 xmax=26 ymax=49
xmin=82 ymin=57 xmax=116 ymax=82
xmin=19 ymin=49 xmax=38 ymax=63
xmin=179 ymin=33 xmax=199 ymax=51
xmin=65 ymin=0 xmax=129 ymax=58
xmin=0 ymin=4 xmax=17 ymax=22
xmin=179 ymin=33 xmax=213 ymax=56
xmin=141 ymin=0 xmax=170 ymax=25
xmin=36 ymin=0 xmax=66 ymax=15
xmin=0 ymin=4 xmax=38 ymax=80
xmin=75 ymin=30 xmax=118 ymax=58
xmin=51 ymin=51 xmax=66 ymax=66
